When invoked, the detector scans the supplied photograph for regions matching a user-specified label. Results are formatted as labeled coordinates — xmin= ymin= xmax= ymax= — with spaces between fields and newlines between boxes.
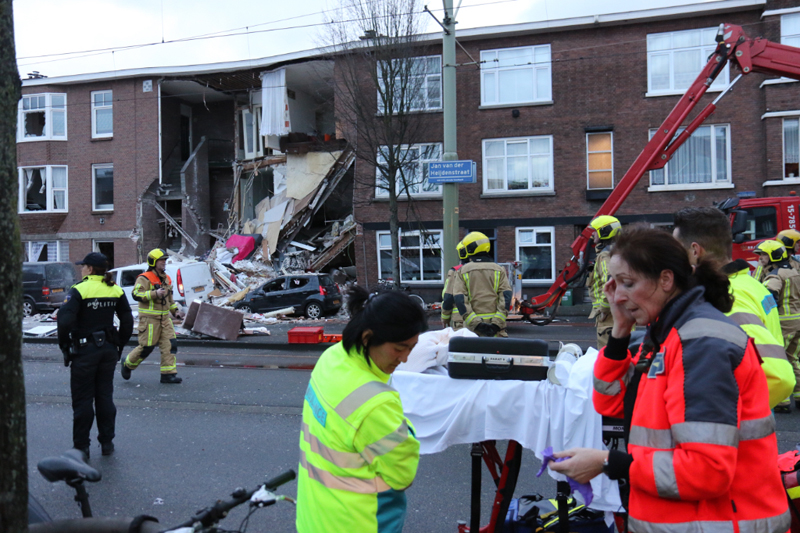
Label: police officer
xmin=756 ymin=240 xmax=800 ymax=409
xmin=441 ymin=240 xmax=468 ymax=330
xmin=57 ymin=252 xmax=133 ymax=458
xmin=586 ymin=215 xmax=621 ymax=349
xmin=121 ymin=249 xmax=185 ymax=384
xmin=453 ymin=231 xmax=512 ymax=337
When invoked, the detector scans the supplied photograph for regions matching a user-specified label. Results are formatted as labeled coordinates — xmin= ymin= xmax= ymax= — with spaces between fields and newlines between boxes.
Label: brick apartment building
xmin=351 ymin=0 xmax=800 ymax=302
xmin=16 ymin=0 xmax=800 ymax=305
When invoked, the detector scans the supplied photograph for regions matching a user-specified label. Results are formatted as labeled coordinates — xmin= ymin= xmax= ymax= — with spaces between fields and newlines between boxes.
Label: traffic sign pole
xmin=442 ymin=0 xmax=459 ymax=272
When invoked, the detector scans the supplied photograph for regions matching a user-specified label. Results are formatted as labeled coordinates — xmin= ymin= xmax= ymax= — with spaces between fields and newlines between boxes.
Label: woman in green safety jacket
xmin=296 ymin=285 xmax=428 ymax=533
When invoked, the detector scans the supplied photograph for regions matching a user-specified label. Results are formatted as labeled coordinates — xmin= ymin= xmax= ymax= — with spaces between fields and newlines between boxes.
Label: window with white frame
xmin=783 ymin=13 xmax=800 ymax=47
xmin=92 ymin=164 xmax=114 ymax=211
xmin=587 ymin=132 xmax=614 ymax=189
xmin=784 ymin=118 xmax=800 ymax=179
xmin=377 ymin=55 xmax=442 ymax=113
xmin=516 ymin=227 xmax=555 ymax=282
xmin=483 ymin=136 xmax=554 ymax=194
xmin=242 ymin=106 xmax=263 ymax=159
xmin=23 ymin=240 xmax=70 ymax=262
xmin=647 ymin=28 xmax=729 ymax=94
xmin=480 ymin=45 xmax=552 ymax=106
xmin=18 ymin=166 xmax=68 ymax=213
xmin=377 ymin=230 xmax=443 ymax=283
xmin=376 ymin=143 xmax=442 ymax=198
xmin=18 ymin=93 xmax=67 ymax=141
xmin=649 ymin=124 xmax=731 ymax=188
xmin=91 ymin=90 xmax=113 ymax=138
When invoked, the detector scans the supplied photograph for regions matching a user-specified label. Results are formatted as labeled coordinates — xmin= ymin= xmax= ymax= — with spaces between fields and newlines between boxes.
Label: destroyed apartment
xmin=16 ymin=53 xmax=357 ymax=323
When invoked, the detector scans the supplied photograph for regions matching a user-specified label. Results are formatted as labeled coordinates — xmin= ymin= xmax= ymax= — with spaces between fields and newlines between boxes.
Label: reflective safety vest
xmin=133 ymin=270 xmax=178 ymax=317
xmin=441 ymin=264 xmax=463 ymax=325
xmin=593 ymin=286 xmax=790 ymax=533
xmin=452 ymin=259 xmax=511 ymax=331
xmin=296 ymin=342 xmax=420 ymax=533
xmin=726 ymin=261 xmax=795 ymax=408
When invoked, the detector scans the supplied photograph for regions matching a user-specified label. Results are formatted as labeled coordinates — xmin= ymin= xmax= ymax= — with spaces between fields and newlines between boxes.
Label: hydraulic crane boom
xmin=522 ymin=23 xmax=800 ymax=324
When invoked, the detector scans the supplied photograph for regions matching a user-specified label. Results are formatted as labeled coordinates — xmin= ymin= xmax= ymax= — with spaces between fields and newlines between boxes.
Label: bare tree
xmin=0 ymin=0 xmax=26 ymax=529
xmin=322 ymin=0 xmax=438 ymax=288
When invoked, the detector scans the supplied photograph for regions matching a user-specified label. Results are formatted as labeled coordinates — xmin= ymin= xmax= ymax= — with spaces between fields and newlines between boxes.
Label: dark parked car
xmin=22 ymin=262 xmax=80 ymax=317
xmin=234 ymin=274 xmax=341 ymax=319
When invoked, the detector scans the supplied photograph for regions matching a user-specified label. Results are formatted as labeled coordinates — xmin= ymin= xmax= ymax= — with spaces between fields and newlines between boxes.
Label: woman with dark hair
xmin=549 ymin=226 xmax=789 ymax=532
xmin=296 ymin=285 xmax=428 ymax=533
xmin=57 ymin=252 xmax=134 ymax=458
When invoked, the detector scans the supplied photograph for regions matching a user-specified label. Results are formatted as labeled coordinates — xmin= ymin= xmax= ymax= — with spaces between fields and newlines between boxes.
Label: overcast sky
xmin=13 ymin=0 xmax=720 ymax=79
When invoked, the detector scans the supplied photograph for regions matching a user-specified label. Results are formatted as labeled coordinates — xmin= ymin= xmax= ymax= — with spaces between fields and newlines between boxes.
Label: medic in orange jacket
xmin=593 ymin=286 xmax=790 ymax=533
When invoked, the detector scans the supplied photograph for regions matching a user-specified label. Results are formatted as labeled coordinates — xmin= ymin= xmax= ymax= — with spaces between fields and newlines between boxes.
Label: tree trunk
xmin=0 ymin=0 xmax=27 ymax=530
xmin=388 ymin=180 xmax=401 ymax=289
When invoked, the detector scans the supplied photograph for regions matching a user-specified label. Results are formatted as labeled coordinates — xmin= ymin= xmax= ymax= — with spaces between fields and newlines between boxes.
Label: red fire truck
xmin=520 ymin=23 xmax=800 ymax=324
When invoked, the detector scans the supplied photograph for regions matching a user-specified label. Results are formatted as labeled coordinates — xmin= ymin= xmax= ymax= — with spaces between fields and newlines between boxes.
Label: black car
xmin=22 ymin=262 xmax=80 ymax=317
xmin=234 ymin=274 xmax=342 ymax=319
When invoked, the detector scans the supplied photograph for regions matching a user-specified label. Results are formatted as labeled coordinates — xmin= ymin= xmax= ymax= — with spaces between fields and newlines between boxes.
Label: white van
xmin=110 ymin=261 xmax=216 ymax=308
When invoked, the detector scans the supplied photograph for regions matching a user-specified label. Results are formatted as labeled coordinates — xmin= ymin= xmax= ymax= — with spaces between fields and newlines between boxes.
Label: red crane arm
xmin=523 ymin=24 xmax=800 ymax=317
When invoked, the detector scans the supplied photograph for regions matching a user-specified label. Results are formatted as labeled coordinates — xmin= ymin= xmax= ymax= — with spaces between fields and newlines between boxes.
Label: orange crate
xmin=288 ymin=326 xmax=324 ymax=344
xmin=323 ymin=334 xmax=342 ymax=343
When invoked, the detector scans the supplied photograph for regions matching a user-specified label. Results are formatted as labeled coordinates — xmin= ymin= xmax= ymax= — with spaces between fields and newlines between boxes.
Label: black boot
xmin=160 ymin=374 xmax=182 ymax=384
xmin=121 ymin=364 xmax=131 ymax=380
xmin=101 ymin=442 xmax=115 ymax=456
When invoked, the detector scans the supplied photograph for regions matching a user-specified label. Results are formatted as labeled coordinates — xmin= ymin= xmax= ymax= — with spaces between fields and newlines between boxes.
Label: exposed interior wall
xmin=287 ymin=88 xmax=319 ymax=135
xmin=181 ymin=139 xmax=210 ymax=255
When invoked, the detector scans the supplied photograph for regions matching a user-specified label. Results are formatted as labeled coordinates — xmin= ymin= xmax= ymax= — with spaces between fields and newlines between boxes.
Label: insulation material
xmin=286 ymin=152 xmax=341 ymax=200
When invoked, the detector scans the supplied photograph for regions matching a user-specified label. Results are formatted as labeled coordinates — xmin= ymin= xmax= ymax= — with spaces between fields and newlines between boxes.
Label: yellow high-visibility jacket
xmin=296 ymin=342 xmax=420 ymax=533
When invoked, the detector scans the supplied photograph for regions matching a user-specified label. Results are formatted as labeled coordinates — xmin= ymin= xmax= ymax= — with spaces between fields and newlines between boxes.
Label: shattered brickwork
xmin=351 ymin=6 xmax=800 ymax=298
xmin=17 ymin=78 xmax=159 ymax=266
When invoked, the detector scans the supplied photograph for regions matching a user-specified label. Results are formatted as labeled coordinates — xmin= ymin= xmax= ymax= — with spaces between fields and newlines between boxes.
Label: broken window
xmin=92 ymin=164 xmax=114 ymax=210
xmin=18 ymin=93 xmax=67 ymax=141
xmin=19 ymin=166 xmax=69 ymax=213
xmin=92 ymin=90 xmax=113 ymax=138
xmin=23 ymin=240 xmax=69 ymax=262
xmin=241 ymin=106 xmax=264 ymax=160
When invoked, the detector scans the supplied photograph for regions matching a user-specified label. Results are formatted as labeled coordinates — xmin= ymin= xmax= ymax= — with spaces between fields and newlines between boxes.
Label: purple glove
xmin=536 ymin=446 xmax=594 ymax=506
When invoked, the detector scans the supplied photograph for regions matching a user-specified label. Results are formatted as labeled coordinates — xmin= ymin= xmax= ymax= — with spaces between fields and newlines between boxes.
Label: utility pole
xmin=441 ymin=0 xmax=459 ymax=271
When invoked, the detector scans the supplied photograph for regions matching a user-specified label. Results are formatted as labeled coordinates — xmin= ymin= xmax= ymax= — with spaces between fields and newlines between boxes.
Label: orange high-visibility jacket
xmin=593 ymin=286 xmax=790 ymax=533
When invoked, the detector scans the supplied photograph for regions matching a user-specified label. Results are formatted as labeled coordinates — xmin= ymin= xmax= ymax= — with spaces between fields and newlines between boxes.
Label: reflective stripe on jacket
xmin=588 ymin=247 xmax=611 ymax=315
xmin=593 ymin=287 xmax=790 ymax=533
xmin=57 ymin=275 xmax=134 ymax=351
xmin=296 ymin=342 xmax=420 ymax=533
xmin=764 ymin=265 xmax=800 ymax=329
xmin=441 ymin=265 xmax=463 ymax=324
xmin=133 ymin=270 xmax=178 ymax=316
xmin=726 ymin=261 xmax=794 ymax=408
xmin=452 ymin=259 xmax=511 ymax=331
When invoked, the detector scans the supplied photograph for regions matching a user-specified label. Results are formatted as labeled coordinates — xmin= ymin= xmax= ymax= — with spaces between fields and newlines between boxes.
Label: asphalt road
xmin=24 ymin=357 xmax=559 ymax=532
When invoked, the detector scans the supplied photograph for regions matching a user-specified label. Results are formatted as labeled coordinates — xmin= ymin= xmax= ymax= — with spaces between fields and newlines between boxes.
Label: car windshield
xmin=45 ymin=263 xmax=78 ymax=283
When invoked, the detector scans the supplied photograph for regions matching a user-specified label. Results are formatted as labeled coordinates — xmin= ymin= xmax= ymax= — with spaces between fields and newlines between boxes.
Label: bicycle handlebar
xmin=167 ymin=469 xmax=296 ymax=531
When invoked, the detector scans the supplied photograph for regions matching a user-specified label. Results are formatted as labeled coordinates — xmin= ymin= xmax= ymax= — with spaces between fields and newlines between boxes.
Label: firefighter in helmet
xmin=586 ymin=215 xmax=621 ymax=349
xmin=441 ymin=240 xmax=469 ymax=330
xmin=756 ymin=240 xmax=800 ymax=411
xmin=778 ymin=229 xmax=800 ymax=271
xmin=453 ymin=232 xmax=512 ymax=337
xmin=121 ymin=249 xmax=185 ymax=384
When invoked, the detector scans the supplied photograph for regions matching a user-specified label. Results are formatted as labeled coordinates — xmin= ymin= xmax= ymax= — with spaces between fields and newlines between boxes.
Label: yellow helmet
xmin=462 ymin=231 xmax=491 ymax=258
xmin=777 ymin=229 xmax=800 ymax=250
xmin=589 ymin=215 xmax=621 ymax=241
xmin=456 ymin=240 xmax=468 ymax=261
xmin=147 ymin=248 xmax=168 ymax=268
xmin=754 ymin=240 xmax=788 ymax=263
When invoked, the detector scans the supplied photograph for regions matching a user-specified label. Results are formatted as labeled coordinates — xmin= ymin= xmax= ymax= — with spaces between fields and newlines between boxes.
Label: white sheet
xmin=391 ymin=348 xmax=623 ymax=511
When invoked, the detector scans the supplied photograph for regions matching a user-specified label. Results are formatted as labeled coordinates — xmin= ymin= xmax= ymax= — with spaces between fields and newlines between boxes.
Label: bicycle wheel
xmin=409 ymin=294 xmax=425 ymax=309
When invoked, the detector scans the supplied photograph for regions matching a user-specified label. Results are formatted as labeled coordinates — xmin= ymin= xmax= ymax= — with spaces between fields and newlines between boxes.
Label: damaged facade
xmin=16 ymin=56 xmax=355 ymax=277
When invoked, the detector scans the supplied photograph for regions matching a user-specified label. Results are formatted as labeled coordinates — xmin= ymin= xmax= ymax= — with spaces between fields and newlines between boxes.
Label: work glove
xmin=474 ymin=322 xmax=495 ymax=337
xmin=61 ymin=348 xmax=71 ymax=367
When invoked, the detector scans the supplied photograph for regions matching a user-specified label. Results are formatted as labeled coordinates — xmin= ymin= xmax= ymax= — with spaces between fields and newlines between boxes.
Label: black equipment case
xmin=447 ymin=337 xmax=552 ymax=381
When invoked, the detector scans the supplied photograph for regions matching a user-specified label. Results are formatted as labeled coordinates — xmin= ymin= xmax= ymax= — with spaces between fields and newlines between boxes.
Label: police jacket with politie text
xmin=593 ymin=286 xmax=789 ymax=533
xmin=58 ymin=275 xmax=134 ymax=352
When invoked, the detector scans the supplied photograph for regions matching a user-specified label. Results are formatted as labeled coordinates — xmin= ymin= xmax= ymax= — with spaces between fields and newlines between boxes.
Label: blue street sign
xmin=428 ymin=160 xmax=476 ymax=184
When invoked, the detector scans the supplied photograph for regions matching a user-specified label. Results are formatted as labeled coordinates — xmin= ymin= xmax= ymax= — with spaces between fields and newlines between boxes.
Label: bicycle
xmin=374 ymin=278 xmax=426 ymax=309
xmin=29 ymin=448 xmax=296 ymax=533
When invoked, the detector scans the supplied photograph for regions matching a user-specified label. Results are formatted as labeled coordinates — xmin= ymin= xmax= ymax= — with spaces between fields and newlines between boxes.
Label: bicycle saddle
xmin=37 ymin=449 xmax=101 ymax=484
